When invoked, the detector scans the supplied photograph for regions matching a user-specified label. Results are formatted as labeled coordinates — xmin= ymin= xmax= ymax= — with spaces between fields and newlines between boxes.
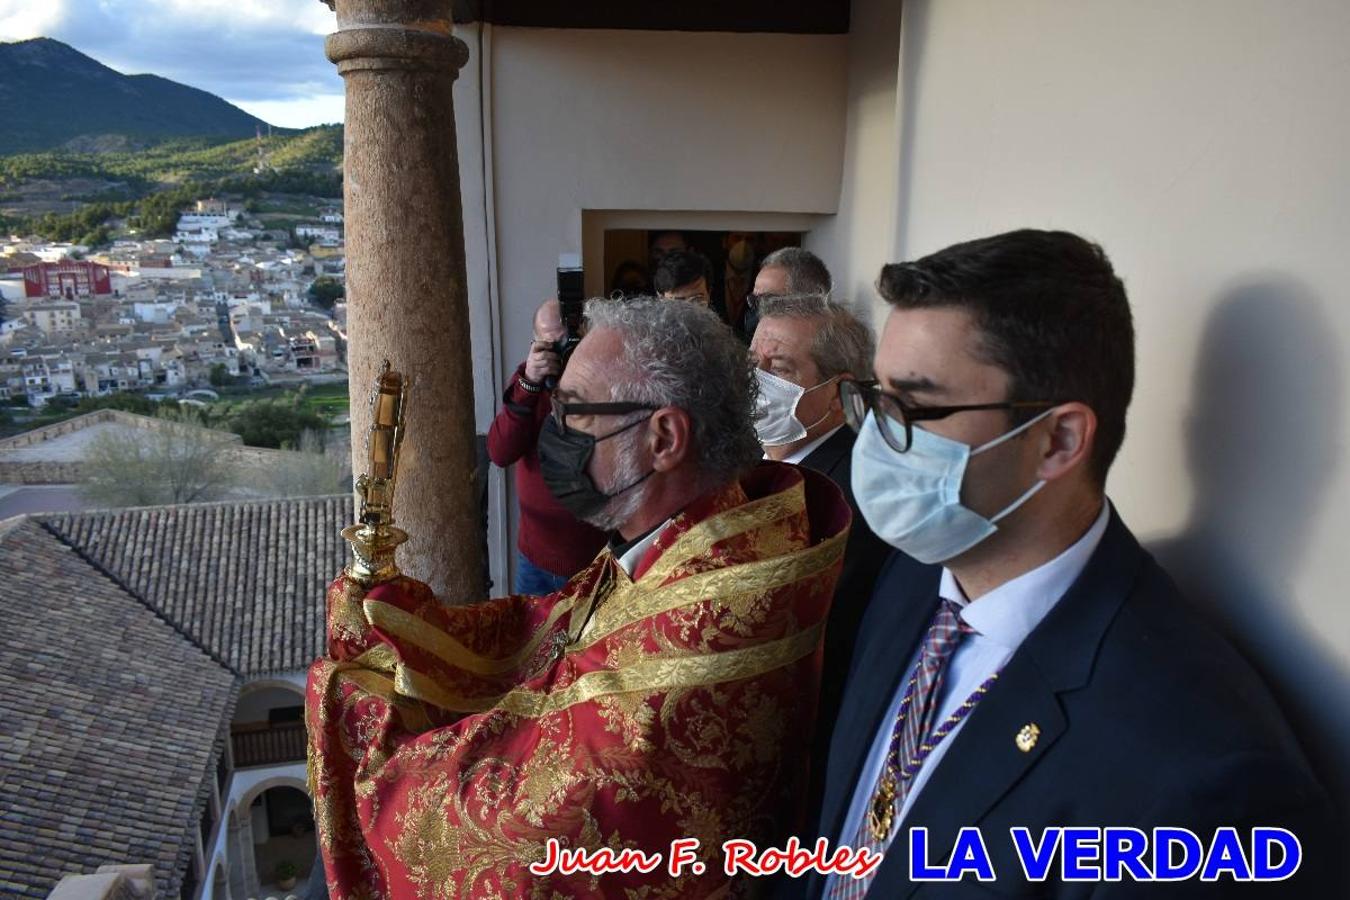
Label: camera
xmin=545 ymin=254 xmax=585 ymax=390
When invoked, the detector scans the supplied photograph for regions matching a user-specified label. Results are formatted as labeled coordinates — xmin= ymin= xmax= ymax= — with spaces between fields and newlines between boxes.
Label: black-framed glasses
xmin=839 ymin=379 xmax=1056 ymax=453
xmin=549 ymin=396 xmax=658 ymax=434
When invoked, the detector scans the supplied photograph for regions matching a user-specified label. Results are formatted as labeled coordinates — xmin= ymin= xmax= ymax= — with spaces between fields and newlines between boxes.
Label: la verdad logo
xmin=528 ymin=826 xmax=1304 ymax=883
xmin=910 ymin=826 xmax=1301 ymax=883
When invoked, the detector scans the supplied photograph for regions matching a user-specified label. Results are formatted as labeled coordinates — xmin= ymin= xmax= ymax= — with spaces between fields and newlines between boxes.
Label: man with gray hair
xmin=751 ymin=294 xmax=892 ymax=815
xmin=745 ymin=245 xmax=833 ymax=337
xmin=308 ymin=297 xmax=853 ymax=897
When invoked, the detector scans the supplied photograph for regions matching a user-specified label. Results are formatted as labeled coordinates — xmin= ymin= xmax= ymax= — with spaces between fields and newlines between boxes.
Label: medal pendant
xmin=867 ymin=774 xmax=897 ymax=842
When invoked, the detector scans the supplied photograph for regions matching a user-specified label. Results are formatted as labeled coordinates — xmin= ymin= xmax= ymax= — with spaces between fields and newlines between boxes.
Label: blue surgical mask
xmin=851 ymin=408 xmax=1055 ymax=564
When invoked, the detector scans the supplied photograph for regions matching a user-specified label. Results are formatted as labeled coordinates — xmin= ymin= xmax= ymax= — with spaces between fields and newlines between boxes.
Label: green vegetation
xmin=0 ymin=391 xmax=182 ymax=438
xmin=22 ymin=202 xmax=126 ymax=245
xmin=0 ymin=129 xmax=342 ymax=189
xmin=208 ymin=363 xmax=232 ymax=387
xmin=308 ymin=275 xmax=345 ymax=310
xmin=0 ymin=128 xmax=341 ymax=188
xmin=0 ymin=128 xmax=342 ymax=243
xmin=223 ymin=399 xmax=329 ymax=450
xmin=0 ymin=384 xmax=352 ymax=446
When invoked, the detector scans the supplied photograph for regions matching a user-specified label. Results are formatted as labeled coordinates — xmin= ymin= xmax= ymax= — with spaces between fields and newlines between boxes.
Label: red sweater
xmin=486 ymin=364 xmax=608 ymax=577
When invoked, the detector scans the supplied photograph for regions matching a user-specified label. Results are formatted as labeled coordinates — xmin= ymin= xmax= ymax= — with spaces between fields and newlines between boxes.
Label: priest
xmin=307 ymin=297 xmax=851 ymax=898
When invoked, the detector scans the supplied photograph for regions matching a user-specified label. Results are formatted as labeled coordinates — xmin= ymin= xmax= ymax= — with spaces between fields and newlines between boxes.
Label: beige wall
xmin=877 ymin=0 xmax=1350 ymax=813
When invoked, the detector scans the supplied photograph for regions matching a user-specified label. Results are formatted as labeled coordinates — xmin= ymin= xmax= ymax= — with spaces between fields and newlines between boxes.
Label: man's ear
xmin=647 ymin=407 xmax=691 ymax=472
xmin=827 ymin=372 xmax=854 ymax=412
xmin=1036 ymin=402 xmax=1096 ymax=483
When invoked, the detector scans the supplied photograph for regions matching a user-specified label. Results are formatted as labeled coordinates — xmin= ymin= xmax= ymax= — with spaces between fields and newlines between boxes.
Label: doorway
xmin=602 ymin=228 xmax=803 ymax=335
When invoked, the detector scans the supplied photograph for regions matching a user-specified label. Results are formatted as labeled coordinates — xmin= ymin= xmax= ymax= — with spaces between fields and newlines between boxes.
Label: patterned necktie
xmin=829 ymin=599 xmax=984 ymax=900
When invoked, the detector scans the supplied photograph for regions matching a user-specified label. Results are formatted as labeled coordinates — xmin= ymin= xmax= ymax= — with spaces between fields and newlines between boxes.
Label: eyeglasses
xmin=744 ymin=292 xmax=772 ymax=313
xmin=839 ymin=379 xmax=1056 ymax=453
xmin=549 ymin=396 xmax=658 ymax=434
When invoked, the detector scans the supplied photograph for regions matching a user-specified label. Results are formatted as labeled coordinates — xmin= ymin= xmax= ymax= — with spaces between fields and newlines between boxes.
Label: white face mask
xmin=851 ymin=407 xmax=1055 ymax=564
xmin=754 ymin=368 xmax=835 ymax=447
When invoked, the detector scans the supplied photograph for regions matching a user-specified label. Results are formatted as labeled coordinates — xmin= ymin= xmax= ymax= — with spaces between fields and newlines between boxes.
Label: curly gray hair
xmin=757 ymin=294 xmax=875 ymax=381
xmin=583 ymin=296 xmax=762 ymax=490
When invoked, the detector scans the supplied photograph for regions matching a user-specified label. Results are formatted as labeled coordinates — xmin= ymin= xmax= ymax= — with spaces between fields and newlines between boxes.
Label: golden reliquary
xmin=341 ymin=360 xmax=409 ymax=586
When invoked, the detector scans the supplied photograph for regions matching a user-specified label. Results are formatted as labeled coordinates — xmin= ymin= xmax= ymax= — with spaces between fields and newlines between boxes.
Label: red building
xmin=22 ymin=261 xmax=113 ymax=299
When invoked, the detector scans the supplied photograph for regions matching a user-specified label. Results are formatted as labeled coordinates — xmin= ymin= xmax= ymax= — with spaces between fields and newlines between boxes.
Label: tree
xmin=225 ymin=399 xmax=328 ymax=449
xmin=307 ymin=276 xmax=344 ymax=310
xmin=80 ymin=408 xmax=240 ymax=507
xmin=262 ymin=429 xmax=351 ymax=498
xmin=208 ymin=363 xmax=231 ymax=387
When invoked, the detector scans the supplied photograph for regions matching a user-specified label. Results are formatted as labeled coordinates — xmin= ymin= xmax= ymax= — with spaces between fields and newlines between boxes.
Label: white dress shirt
xmin=827 ymin=501 xmax=1111 ymax=881
xmin=764 ymin=424 xmax=843 ymax=466
xmin=615 ymin=519 xmax=670 ymax=579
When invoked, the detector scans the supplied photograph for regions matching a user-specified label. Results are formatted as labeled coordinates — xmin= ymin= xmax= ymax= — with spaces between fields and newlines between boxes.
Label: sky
xmin=0 ymin=0 xmax=344 ymax=128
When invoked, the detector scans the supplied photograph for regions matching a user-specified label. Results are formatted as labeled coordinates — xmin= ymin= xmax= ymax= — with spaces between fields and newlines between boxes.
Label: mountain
xmin=0 ymin=38 xmax=278 ymax=155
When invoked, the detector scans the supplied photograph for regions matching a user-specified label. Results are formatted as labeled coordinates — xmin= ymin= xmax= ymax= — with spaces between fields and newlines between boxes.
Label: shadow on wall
xmin=1148 ymin=275 xmax=1350 ymax=853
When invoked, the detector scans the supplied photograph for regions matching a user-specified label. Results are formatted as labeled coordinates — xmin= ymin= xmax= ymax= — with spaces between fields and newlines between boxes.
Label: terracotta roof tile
xmin=0 ymin=520 xmax=236 ymax=898
xmin=41 ymin=495 xmax=349 ymax=676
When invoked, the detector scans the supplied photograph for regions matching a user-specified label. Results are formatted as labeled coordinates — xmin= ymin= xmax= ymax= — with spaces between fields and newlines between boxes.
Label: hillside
xmin=0 ymin=38 xmax=275 ymax=155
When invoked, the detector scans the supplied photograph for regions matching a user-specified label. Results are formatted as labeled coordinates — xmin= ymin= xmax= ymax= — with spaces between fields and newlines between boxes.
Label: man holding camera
xmin=487 ymin=298 xmax=607 ymax=593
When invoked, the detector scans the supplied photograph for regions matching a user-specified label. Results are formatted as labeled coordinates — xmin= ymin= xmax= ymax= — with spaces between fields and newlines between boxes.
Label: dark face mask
xmin=538 ymin=414 xmax=655 ymax=522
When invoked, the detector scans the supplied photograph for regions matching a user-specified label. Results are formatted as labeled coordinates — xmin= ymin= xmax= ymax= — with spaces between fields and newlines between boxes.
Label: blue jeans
xmin=513 ymin=551 xmax=570 ymax=595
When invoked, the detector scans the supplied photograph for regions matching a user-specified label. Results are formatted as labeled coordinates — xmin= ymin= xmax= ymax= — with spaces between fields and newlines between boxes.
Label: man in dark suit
xmin=790 ymin=230 xmax=1336 ymax=897
xmin=751 ymin=294 xmax=892 ymax=814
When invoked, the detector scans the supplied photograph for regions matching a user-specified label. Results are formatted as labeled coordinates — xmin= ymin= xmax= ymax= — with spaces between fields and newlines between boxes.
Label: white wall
xmin=804 ymin=0 xmax=902 ymax=315
xmin=885 ymin=0 xmax=1350 ymax=815
xmin=480 ymin=26 xmax=848 ymax=379
xmin=203 ymin=763 xmax=308 ymax=900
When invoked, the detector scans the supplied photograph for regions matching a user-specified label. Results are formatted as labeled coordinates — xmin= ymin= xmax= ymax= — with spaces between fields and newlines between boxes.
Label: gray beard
xmin=581 ymin=427 xmax=651 ymax=533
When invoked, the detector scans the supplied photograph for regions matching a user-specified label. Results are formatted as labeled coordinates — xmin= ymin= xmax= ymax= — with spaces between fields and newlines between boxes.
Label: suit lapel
xmin=877 ymin=509 xmax=1146 ymax=898
xmin=801 ymin=426 xmax=853 ymax=482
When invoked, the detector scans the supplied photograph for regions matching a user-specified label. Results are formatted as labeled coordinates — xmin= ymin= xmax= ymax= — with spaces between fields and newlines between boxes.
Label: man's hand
xmin=524 ymin=340 xmax=562 ymax=385
xmin=523 ymin=298 xmax=567 ymax=385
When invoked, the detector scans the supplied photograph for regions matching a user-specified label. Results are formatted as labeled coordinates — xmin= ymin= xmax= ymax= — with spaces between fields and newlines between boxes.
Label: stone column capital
xmin=322 ymin=0 xmax=468 ymax=75
xmin=326 ymin=28 xmax=469 ymax=74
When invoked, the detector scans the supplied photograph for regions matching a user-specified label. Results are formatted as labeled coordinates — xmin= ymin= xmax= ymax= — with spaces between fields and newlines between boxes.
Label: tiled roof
xmin=40 ymin=495 xmax=349 ymax=676
xmin=0 ymin=519 xmax=236 ymax=898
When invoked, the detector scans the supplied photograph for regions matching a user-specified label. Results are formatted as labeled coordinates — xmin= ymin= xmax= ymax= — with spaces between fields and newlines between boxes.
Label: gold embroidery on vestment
xmin=391 ymin=623 xmax=823 ymax=716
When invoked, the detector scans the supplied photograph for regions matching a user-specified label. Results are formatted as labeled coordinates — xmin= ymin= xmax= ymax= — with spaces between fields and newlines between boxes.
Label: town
xmin=0 ymin=196 xmax=346 ymax=412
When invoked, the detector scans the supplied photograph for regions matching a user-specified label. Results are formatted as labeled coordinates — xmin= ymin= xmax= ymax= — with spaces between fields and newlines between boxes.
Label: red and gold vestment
xmin=307 ymin=462 xmax=850 ymax=898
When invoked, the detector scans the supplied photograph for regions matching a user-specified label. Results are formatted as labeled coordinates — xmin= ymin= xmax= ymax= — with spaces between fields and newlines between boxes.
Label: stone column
xmin=321 ymin=0 xmax=484 ymax=599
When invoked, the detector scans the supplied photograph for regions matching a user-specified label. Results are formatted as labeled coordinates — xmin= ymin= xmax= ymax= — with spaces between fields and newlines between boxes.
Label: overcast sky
xmin=0 ymin=0 xmax=344 ymax=128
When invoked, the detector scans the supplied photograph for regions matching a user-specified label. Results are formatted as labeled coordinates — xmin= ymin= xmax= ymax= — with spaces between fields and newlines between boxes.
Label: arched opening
xmin=231 ymin=680 xmax=307 ymax=768
xmin=210 ymin=856 xmax=230 ymax=900
xmin=248 ymin=785 xmax=317 ymax=896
